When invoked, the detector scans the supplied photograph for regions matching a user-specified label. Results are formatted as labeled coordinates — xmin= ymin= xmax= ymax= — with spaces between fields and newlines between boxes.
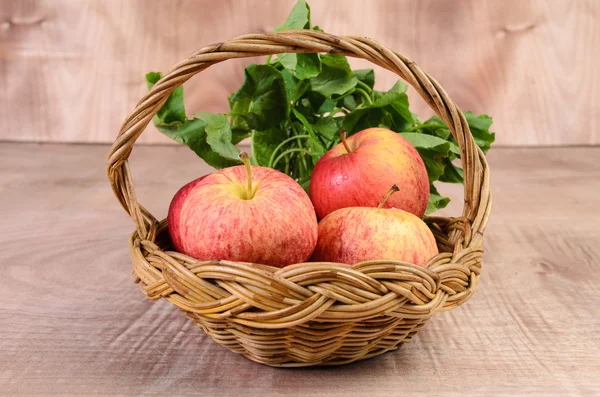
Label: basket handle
xmin=107 ymin=31 xmax=491 ymax=248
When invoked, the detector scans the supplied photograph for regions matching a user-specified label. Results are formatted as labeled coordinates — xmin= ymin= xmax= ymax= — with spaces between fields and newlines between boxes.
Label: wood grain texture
xmin=1 ymin=0 xmax=599 ymax=146
xmin=0 ymin=143 xmax=599 ymax=395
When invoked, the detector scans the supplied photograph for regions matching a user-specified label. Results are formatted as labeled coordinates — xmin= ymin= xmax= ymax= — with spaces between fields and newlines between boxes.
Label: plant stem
xmin=378 ymin=185 xmax=400 ymax=208
xmin=356 ymin=80 xmax=372 ymax=92
xmin=296 ymin=155 xmax=305 ymax=180
xmin=272 ymin=148 xmax=313 ymax=170
xmin=332 ymin=90 xmax=356 ymax=103
xmin=284 ymin=155 xmax=290 ymax=175
xmin=239 ymin=152 xmax=253 ymax=199
xmin=267 ymin=135 xmax=310 ymax=168
xmin=289 ymin=117 xmax=309 ymax=173
xmin=339 ymin=130 xmax=352 ymax=153
xmin=265 ymin=55 xmax=272 ymax=64
xmin=354 ymin=88 xmax=373 ymax=105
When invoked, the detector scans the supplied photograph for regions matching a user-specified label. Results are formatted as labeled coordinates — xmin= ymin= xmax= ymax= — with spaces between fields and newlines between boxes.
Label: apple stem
xmin=378 ymin=185 xmax=400 ymax=209
xmin=239 ymin=152 xmax=253 ymax=199
xmin=339 ymin=130 xmax=353 ymax=154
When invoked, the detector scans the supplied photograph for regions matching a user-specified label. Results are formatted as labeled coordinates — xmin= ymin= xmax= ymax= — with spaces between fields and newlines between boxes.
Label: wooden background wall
xmin=1 ymin=0 xmax=598 ymax=146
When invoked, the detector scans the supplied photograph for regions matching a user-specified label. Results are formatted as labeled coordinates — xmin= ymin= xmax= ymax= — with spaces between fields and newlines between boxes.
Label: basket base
xmin=185 ymin=311 xmax=429 ymax=367
xmin=129 ymin=224 xmax=478 ymax=368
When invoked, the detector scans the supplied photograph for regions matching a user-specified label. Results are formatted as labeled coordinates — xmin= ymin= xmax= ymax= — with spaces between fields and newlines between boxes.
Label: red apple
xmin=309 ymin=128 xmax=429 ymax=219
xmin=168 ymin=174 xmax=208 ymax=252
xmin=312 ymin=186 xmax=439 ymax=266
xmin=168 ymin=153 xmax=318 ymax=267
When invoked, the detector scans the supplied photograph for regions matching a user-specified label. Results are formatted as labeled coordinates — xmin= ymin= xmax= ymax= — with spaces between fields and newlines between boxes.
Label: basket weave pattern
xmin=107 ymin=31 xmax=491 ymax=367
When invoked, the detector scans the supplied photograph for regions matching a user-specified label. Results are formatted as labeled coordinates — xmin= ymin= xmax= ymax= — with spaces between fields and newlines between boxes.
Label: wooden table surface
xmin=1 ymin=143 xmax=599 ymax=396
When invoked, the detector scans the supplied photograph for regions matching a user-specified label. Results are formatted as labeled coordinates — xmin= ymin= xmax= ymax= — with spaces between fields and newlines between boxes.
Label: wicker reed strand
xmin=107 ymin=31 xmax=491 ymax=366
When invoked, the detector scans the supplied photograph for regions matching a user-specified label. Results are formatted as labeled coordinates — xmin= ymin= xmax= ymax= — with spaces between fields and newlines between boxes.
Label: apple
xmin=168 ymin=153 xmax=318 ymax=267
xmin=168 ymin=174 xmax=208 ymax=253
xmin=311 ymin=185 xmax=439 ymax=266
xmin=309 ymin=128 xmax=429 ymax=219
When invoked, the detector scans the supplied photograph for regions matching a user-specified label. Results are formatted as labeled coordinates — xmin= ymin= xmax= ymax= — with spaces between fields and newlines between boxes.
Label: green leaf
xmin=197 ymin=112 xmax=240 ymax=161
xmin=317 ymin=99 xmax=336 ymax=114
xmin=145 ymin=71 xmax=161 ymax=85
xmin=277 ymin=53 xmax=297 ymax=71
xmin=252 ymin=127 xmax=289 ymax=170
xmin=464 ymin=112 xmax=496 ymax=153
xmin=373 ymin=81 xmax=412 ymax=130
xmin=313 ymin=116 xmax=340 ymax=141
xmin=342 ymin=81 xmax=412 ymax=133
xmin=373 ymin=81 xmax=407 ymax=101
xmin=147 ymin=73 xmax=239 ymax=169
xmin=291 ymin=108 xmax=314 ymax=135
xmin=230 ymin=64 xmax=290 ymax=130
xmin=311 ymin=54 xmax=357 ymax=98
xmin=354 ymin=69 xmax=375 ymax=89
xmin=426 ymin=185 xmax=451 ymax=215
xmin=275 ymin=0 xmax=311 ymax=31
xmin=295 ymin=53 xmax=321 ymax=79
xmin=411 ymin=112 xmax=422 ymax=125
xmin=400 ymin=132 xmax=459 ymax=184
xmin=400 ymin=132 xmax=453 ymax=154
xmin=295 ymin=91 xmax=328 ymax=120
xmin=464 ymin=111 xmax=493 ymax=131
xmin=156 ymin=118 xmax=240 ymax=169
xmin=416 ymin=115 xmax=452 ymax=140
xmin=145 ymin=72 xmax=186 ymax=124
xmin=439 ymin=158 xmax=464 ymax=184
xmin=342 ymin=95 xmax=357 ymax=111
xmin=281 ymin=69 xmax=298 ymax=100
xmin=277 ymin=53 xmax=321 ymax=80
xmin=294 ymin=79 xmax=311 ymax=101
xmin=292 ymin=108 xmax=326 ymax=161
xmin=349 ymin=108 xmax=394 ymax=132
xmin=400 ymin=110 xmax=494 ymax=212
xmin=305 ymin=136 xmax=326 ymax=165
xmin=419 ymin=112 xmax=495 ymax=153
xmin=228 ymin=94 xmax=251 ymax=131
xmin=272 ymin=0 xmax=320 ymax=81
xmin=232 ymin=127 xmax=251 ymax=144
xmin=418 ymin=150 xmax=446 ymax=183
xmin=402 ymin=133 xmax=456 ymax=184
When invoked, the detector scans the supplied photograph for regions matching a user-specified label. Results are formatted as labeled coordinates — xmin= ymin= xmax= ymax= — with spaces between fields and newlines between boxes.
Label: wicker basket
xmin=107 ymin=30 xmax=491 ymax=367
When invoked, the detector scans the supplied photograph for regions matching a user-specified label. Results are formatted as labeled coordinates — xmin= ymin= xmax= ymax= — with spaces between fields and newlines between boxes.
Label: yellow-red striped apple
xmin=309 ymin=128 xmax=429 ymax=219
xmin=168 ymin=153 xmax=318 ymax=267
xmin=311 ymin=186 xmax=438 ymax=265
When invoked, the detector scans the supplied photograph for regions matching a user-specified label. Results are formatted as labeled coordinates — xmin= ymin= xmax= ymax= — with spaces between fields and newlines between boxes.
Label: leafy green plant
xmin=145 ymin=0 xmax=495 ymax=214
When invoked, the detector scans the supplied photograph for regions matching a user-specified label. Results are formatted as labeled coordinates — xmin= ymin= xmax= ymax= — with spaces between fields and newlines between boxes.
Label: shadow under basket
xmin=107 ymin=30 xmax=492 ymax=367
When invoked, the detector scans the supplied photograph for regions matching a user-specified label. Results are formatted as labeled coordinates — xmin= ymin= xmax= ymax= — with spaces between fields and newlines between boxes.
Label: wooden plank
xmin=0 ymin=0 xmax=599 ymax=146
xmin=0 ymin=142 xmax=599 ymax=395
